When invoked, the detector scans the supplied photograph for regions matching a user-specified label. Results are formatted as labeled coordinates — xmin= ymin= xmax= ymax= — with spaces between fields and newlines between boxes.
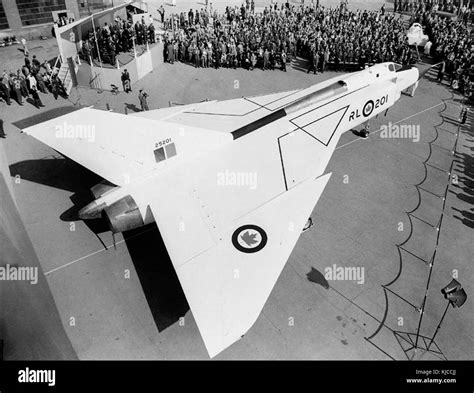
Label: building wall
xmin=0 ymin=1 xmax=10 ymax=30
xmin=16 ymin=0 xmax=67 ymax=27
xmin=0 ymin=0 xmax=110 ymax=39
xmin=2 ymin=0 xmax=23 ymax=33
xmin=0 ymin=142 xmax=78 ymax=360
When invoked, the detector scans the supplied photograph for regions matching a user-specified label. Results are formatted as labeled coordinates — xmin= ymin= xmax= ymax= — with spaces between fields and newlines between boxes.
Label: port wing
xmin=14 ymin=107 xmax=232 ymax=186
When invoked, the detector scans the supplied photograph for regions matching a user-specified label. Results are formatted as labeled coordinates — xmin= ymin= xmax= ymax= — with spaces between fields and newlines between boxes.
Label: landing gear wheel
xmin=361 ymin=122 xmax=370 ymax=138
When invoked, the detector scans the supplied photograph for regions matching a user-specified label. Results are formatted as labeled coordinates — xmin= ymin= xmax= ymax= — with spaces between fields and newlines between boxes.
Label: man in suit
xmin=281 ymin=51 xmax=287 ymax=72
xmin=0 ymin=119 xmax=5 ymax=138
xmin=437 ymin=62 xmax=445 ymax=83
xmin=168 ymin=41 xmax=175 ymax=64
xmin=1 ymin=72 xmax=11 ymax=105
xmin=158 ymin=5 xmax=165 ymax=23
xmin=307 ymin=50 xmax=319 ymax=74
xmin=321 ymin=49 xmax=329 ymax=73
xmin=138 ymin=89 xmax=149 ymax=111
xmin=10 ymin=73 xmax=23 ymax=105
xmin=121 ymin=69 xmax=131 ymax=93
xmin=263 ymin=48 xmax=269 ymax=70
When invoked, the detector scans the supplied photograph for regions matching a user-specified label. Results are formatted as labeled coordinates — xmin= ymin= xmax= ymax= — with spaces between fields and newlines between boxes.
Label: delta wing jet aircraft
xmin=14 ymin=62 xmax=425 ymax=358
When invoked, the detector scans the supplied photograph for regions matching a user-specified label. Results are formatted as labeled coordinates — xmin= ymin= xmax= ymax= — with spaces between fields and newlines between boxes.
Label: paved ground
xmin=0 ymin=1 xmax=473 ymax=361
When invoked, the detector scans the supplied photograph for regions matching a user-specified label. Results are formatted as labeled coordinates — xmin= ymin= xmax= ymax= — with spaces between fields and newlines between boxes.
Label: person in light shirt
xmin=424 ymin=40 xmax=432 ymax=56
xmin=20 ymin=38 xmax=28 ymax=56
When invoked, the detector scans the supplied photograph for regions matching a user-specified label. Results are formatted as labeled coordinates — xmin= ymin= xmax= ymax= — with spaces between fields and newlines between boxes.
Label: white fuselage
xmin=80 ymin=62 xmax=420 ymax=227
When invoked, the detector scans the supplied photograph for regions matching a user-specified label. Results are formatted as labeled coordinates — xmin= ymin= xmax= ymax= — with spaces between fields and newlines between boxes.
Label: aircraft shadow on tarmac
xmin=9 ymin=157 xmax=101 ymax=193
xmin=122 ymin=224 xmax=190 ymax=332
xmin=9 ymin=157 xmax=190 ymax=332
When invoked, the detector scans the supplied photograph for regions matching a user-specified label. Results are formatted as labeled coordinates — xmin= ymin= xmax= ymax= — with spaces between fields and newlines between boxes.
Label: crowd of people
xmin=162 ymin=2 xmax=418 ymax=73
xmin=55 ymin=15 xmax=76 ymax=28
xmin=0 ymin=54 xmax=68 ymax=108
xmin=1 ymin=1 xmax=472 ymax=109
xmin=159 ymin=0 xmax=472 ymax=101
xmin=79 ymin=15 xmax=156 ymax=66
xmin=395 ymin=0 xmax=472 ymax=22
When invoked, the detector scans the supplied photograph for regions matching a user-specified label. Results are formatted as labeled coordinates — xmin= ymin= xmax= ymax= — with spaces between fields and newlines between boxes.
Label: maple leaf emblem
xmin=240 ymin=230 xmax=259 ymax=247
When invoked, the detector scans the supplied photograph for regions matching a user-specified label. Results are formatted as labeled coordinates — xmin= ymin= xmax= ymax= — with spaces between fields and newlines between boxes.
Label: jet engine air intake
xmin=102 ymin=195 xmax=145 ymax=233
xmin=90 ymin=180 xmax=117 ymax=199
xmin=231 ymin=81 xmax=348 ymax=140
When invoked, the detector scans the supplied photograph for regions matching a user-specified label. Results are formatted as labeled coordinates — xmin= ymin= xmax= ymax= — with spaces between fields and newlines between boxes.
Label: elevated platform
xmin=77 ymin=42 xmax=163 ymax=92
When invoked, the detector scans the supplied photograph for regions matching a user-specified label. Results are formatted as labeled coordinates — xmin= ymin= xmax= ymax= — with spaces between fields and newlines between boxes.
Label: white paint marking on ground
xmin=45 ymin=102 xmax=445 ymax=276
xmin=44 ymin=239 xmax=126 ymax=276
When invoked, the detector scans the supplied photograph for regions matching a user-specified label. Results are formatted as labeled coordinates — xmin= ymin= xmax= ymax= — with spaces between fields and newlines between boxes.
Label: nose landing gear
xmin=360 ymin=121 xmax=370 ymax=138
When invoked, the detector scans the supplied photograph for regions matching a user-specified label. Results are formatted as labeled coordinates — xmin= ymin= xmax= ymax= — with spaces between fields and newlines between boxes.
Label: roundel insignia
xmin=232 ymin=225 xmax=268 ymax=253
xmin=362 ymin=100 xmax=374 ymax=117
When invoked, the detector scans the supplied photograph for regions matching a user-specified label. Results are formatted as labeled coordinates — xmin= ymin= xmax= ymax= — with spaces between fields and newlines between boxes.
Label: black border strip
xmin=12 ymin=106 xmax=84 ymax=130
xmin=0 ymin=361 xmax=472 ymax=393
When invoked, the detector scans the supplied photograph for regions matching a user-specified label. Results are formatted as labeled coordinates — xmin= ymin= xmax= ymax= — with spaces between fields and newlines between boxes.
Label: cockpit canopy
xmin=387 ymin=63 xmax=403 ymax=72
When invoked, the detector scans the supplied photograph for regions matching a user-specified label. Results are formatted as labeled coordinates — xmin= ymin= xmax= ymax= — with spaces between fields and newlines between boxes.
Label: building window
xmin=16 ymin=0 xmax=66 ymax=26
xmin=0 ymin=1 xmax=9 ymax=30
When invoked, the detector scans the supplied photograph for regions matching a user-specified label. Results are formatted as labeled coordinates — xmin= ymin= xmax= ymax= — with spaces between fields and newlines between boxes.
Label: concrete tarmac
xmin=0 ymin=32 xmax=472 ymax=359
